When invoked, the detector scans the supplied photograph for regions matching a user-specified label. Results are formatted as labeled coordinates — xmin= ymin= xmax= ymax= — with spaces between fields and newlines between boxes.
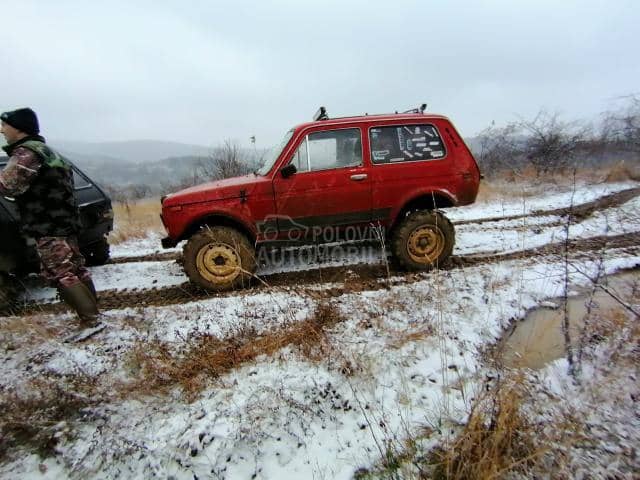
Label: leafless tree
xmin=600 ymin=94 xmax=640 ymax=154
xmin=519 ymin=111 xmax=587 ymax=176
xmin=476 ymin=122 xmax=524 ymax=176
xmin=198 ymin=139 xmax=252 ymax=181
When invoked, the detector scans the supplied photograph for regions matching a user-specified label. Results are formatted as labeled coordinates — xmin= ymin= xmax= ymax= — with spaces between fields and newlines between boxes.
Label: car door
xmin=271 ymin=127 xmax=371 ymax=241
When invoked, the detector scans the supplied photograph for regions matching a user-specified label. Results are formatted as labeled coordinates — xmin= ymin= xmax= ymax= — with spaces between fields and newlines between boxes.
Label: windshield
xmin=256 ymin=129 xmax=294 ymax=176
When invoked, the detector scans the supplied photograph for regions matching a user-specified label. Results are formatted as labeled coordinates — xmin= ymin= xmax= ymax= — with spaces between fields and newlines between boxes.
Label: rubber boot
xmin=59 ymin=282 xmax=100 ymax=326
xmin=82 ymin=277 xmax=98 ymax=303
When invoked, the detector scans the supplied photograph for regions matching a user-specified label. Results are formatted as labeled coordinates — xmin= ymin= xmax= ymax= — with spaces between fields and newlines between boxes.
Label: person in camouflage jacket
xmin=0 ymin=108 xmax=101 ymax=334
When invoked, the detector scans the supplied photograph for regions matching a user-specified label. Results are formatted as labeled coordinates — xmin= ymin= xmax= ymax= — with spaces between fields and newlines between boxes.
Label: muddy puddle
xmin=500 ymin=269 xmax=640 ymax=369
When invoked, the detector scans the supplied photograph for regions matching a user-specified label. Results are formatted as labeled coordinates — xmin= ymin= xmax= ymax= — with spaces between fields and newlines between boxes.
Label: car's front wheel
xmin=183 ymin=227 xmax=256 ymax=291
xmin=391 ymin=210 xmax=455 ymax=271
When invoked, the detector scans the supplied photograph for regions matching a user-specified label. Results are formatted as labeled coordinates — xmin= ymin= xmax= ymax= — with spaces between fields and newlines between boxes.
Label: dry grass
xmin=0 ymin=375 xmax=98 ymax=460
xmin=126 ymin=302 xmax=344 ymax=400
xmin=478 ymin=161 xmax=640 ymax=203
xmin=109 ymin=198 xmax=164 ymax=244
xmin=0 ymin=315 xmax=62 ymax=346
xmin=427 ymin=376 xmax=543 ymax=480
xmin=387 ymin=327 xmax=435 ymax=350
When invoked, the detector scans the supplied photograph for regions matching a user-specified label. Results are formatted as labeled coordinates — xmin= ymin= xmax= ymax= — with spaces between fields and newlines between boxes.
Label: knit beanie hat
xmin=0 ymin=108 xmax=40 ymax=135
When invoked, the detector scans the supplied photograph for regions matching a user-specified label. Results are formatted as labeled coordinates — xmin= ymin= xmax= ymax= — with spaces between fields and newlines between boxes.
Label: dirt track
xmin=2 ymin=186 xmax=639 ymax=316
xmin=107 ymin=186 xmax=640 ymax=265
xmin=7 ymin=231 xmax=639 ymax=316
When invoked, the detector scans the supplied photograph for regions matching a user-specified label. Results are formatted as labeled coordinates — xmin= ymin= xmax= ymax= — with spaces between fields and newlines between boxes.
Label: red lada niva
xmin=161 ymin=106 xmax=481 ymax=290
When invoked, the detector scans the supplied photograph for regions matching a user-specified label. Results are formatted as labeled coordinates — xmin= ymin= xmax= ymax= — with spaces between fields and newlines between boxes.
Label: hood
xmin=163 ymin=174 xmax=260 ymax=206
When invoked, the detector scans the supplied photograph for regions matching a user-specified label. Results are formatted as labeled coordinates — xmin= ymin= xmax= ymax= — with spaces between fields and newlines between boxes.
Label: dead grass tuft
xmin=127 ymin=302 xmax=344 ymax=400
xmin=0 ymin=375 xmax=98 ymax=460
xmin=109 ymin=198 xmax=164 ymax=244
xmin=427 ymin=376 xmax=544 ymax=480
xmin=604 ymin=161 xmax=640 ymax=182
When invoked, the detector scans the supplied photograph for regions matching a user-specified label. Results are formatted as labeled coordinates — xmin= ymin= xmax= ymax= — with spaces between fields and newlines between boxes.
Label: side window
xmin=370 ymin=124 xmax=446 ymax=164
xmin=290 ymin=128 xmax=362 ymax=172
xmin=73 ymin=168 xmax=92 ymax=189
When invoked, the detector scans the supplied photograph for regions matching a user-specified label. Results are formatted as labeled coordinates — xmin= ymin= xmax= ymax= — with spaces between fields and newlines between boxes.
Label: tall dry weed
xmin=428 ymin=376 xmax=541 ymax=480
xmin=109 ymin=198 xmax=164 ymax=244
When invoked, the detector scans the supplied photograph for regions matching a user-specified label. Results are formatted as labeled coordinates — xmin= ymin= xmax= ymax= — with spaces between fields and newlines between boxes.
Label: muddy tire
xmin=391 ymin=210 xmax=455 ymax=271
xmin=183 ymin=227 xmax=256 ymax=291
xmin=82 ymin=237 xmax=111 ymax=266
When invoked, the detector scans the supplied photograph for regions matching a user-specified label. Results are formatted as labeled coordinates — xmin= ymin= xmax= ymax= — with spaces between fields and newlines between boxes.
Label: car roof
xmin=291 ymin=113 xmax=451 ymax=132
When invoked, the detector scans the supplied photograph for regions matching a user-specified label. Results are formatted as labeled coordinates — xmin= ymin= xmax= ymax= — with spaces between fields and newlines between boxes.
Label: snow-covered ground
xmin=1 ymin=181 xmax=639 ymax=479
xmin=18 ymin=181 xmax=640 ymax=303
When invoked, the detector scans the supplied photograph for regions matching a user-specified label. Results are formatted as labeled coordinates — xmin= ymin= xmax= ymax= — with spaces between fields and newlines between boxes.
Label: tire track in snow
xmin=7 ymin=232 xmax=640 ymax=316
xmin=107 ymin=187 xmax=640 ymax=264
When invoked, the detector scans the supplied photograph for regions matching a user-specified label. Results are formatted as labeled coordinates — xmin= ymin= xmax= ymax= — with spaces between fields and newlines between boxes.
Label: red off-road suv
xmin=161 ymin=106 xmax=480 ymax=290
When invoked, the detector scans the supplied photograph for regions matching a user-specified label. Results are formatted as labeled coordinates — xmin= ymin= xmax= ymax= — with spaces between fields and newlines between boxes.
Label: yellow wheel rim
xmin=195 ymin=243 xmax=241 ymax=285
xmin=407 ymin=226 xmax=445 ymax=264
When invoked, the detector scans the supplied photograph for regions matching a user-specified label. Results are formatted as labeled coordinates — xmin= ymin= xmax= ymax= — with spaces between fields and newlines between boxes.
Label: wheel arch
xmin=389 ymin=191 xmax=456 ymax=235
xmin=179 ymin=214 xmax=256 ymax=245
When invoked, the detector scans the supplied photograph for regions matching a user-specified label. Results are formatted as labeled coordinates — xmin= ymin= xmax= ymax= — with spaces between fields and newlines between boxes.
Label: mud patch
xmin=500 ymin=269 xmax=640 ymax=369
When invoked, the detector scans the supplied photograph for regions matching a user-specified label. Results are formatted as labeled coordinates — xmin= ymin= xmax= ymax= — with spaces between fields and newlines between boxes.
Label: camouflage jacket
xmin=0 ymin=136 xmax=81 ymax=237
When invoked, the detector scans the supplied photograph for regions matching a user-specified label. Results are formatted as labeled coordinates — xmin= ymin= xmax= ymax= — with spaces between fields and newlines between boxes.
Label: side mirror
xmin=280 ymin=163 xmax=297 ymax=179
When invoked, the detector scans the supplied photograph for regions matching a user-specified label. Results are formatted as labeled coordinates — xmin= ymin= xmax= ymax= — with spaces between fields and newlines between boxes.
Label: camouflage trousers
xmin=36 ymin=236 xmax=92 ymax=289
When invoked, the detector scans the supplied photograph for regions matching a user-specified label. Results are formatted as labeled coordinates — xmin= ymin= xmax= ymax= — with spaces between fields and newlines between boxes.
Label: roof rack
xmin=402 ymin=103 xmax=427 ymax=114
xmin=312 ymin=103 xmax=427 ymax=121
xmin=313 ymin=106 xmax=329 ymax=121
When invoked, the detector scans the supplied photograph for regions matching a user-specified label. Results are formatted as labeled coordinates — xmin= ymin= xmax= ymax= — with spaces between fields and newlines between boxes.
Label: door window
xmin=290 ymin=128 xmax=362 ymax=172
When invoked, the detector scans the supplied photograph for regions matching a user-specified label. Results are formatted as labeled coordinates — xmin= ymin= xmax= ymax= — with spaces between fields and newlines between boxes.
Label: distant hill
xmin=49 ymin=139 xmax=212 ymax=164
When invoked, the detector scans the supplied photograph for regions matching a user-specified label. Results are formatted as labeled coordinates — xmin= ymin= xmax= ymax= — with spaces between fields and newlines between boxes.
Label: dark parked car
xmin=0 ymin=157 xmax=113 ymax=308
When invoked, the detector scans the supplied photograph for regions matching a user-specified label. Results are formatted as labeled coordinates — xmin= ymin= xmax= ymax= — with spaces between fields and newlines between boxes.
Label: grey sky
xmin=1 ymin=0 xmax=638 ymax=148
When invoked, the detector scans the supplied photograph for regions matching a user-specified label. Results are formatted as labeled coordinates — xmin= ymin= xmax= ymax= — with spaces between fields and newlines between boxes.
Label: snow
xmin=110 ymin=231 xmax=180 ymax=259
xmin=1 ymin=180 xmax=639 ymax=478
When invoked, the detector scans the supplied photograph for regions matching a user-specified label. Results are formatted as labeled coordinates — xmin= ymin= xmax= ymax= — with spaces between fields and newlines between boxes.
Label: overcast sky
xmin=1 ymin=0 xmax=638 ymax=148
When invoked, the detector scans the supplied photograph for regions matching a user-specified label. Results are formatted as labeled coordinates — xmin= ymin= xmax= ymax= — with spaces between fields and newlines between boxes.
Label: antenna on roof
xmin=402 ymin=103 xmax=427 ymax=114
xmin=313 ymin=106 xmax=329 ymax=121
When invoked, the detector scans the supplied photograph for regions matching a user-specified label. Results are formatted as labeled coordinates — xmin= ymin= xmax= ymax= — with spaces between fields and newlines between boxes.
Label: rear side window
xmin=370 ymin=124 xmax=446 ymax=164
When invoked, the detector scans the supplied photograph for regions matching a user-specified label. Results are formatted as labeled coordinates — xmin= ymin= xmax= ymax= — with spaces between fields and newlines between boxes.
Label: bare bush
xmin=198 ymin=139 xmax=252 ymax=181
xmin=520 ymin=111 xmax=587 ymax=176
xmin=476 ymin=123 xmax=524 ymax=176
xmin=600 ymin=94 xmax=640 ymax=154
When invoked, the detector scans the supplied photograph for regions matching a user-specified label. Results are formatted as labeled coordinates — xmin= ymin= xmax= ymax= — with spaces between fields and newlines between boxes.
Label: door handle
xmin=350 ymin=174 xmax=368 ymax=181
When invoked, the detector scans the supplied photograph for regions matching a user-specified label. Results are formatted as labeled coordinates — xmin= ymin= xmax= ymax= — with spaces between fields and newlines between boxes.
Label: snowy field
xmin=1 ymin=180 xmax=639 ymax=479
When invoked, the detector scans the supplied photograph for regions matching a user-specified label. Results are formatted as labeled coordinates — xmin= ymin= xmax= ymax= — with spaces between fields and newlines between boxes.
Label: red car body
xmin=161 ymin=112 xmax=480 ymax=248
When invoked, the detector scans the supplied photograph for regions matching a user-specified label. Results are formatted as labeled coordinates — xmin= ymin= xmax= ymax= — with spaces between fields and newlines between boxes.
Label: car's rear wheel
xmin=391 ymin=210 xmax=454 ymax=270
xmin=183 ymin=227 xmax=256 ymax=291
xmin=82 ymin=237 xmax=111 ymax=266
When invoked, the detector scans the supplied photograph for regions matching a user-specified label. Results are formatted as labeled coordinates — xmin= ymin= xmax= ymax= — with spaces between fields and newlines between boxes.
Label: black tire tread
xmin=391 ymin=210 xmax=455 ymax=271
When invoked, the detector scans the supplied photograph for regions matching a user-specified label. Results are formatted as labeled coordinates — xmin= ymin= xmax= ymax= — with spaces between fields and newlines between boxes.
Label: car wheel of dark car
xmin=183 ymin=227 xmax=256 ymax=291
xmin=82 ymin=237 xmax=111 ymax=266
xmin=391 ymin=210 xmax=455 ymax=271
